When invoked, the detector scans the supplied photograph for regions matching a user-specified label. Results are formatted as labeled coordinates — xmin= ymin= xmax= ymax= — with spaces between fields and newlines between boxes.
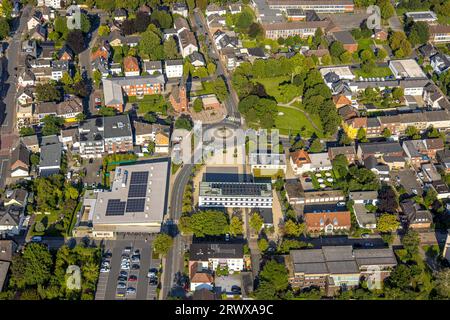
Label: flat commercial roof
xmin=199 ymin=182 xmax=272 ymax=198
xmin=389 ymin=59 xmax=427 ymax=79
xmin=93 ymin=161 xmax=169 ymax=226
xmin=320 ymin=66 xmax=354 ymax=79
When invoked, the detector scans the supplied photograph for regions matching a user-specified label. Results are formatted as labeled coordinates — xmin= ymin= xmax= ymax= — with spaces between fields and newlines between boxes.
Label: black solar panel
xmin=130 ymin=171 xmax=149 ymax=185
xmin=128 ymin=184 xmax=147 ymax=198
xmin=210 ymin=183 xmax=268 ymax=196
xmin=106 ymin=199 xmax=126 ymax=216
xmin=126 ymin=198 xmax=146 ymax=212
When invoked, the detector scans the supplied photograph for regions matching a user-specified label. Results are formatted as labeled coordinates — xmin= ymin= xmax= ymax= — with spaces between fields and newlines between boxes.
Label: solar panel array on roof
xmin=130 ymin=171 xmax=149 ymax=185
xmin=128 ymin=184 xmax=147 ymax=198
xmin=106 ymin=199 xmax=126 ymax=216
xmin=210 ymin=183 xmax=269 ymax=196
xmin=126 ymin=198 xmax=146 ymax=212
xmin=126 ymin=171 xmax=149 ymax=212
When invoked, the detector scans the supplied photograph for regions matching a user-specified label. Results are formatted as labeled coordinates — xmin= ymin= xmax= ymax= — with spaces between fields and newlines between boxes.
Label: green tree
xmin=19 ymin=127 xmax=35 ymax=137
xmin=249 ymin=212 xmax=264 ymax=233
xmin=153 ymin=233 xmax=173 ymax=256
xmin=434 ymin=269 xmax=450 ymax=299
xmin=193 ymin=98 xmax=203 ymax=112
xmin=408 ymin=21 xmax=429 ymax=46
xmin=257 ymin=238 xmax=269 ymax=253
xmin=405 ymin=126 xmax=421 ymax=139
xmin=382 ymin=127 xmax=392 ymax=138
xmin=259 ymin=260 xmax=289 ymax=292
xmin=150 ymin=10 xmax=173 ymax=29
xmin=229 ymin=216 xmax=243 ymax=236
xmin=41 ymin=115 xmax=65 ymax=136
xmin=0 ymin=18 xmax=10 ymax=40
xmin=163 ymin=36 xmax=180 ymax=59
xmin=34 ymin=221 xmax=45 ymax=233
xmin=174 ymin=115 xmax=193 ymax=131
xmin=10 ymin=243 xmax=53 ymax=288
xmin=207 ymin=62 xmax=216 ymax=75
xmin=388 ymin=264 xmax=412 ymax=289
xmin=402 ymin=229 xmax=420 ymax=255
xmin=356 ymin=127 xmax=367 ymax=142
xmin=377 ymin=0 xmax=395 ymax=19
xmin=30 ymin=153 xmax=40 ymax=166
xmin=308 ymin=138 xmax=323 ymax=153
xmin=426 ymin=126 xmax=440 ymax=138
xmin=212 ymin=78 xmax=228 ymax=102
xmin=35 ymin=83 xmax=61 ymax=102
xmin=138 ymin=27 xmax=164 ymax=60
xmin=183 ymin=210 xmax=229 ymax=237
xmin=98 ymin=25 xmax=110 ymax=37
xmin=283 ymin=220 xmax=305 ymax=237
xmin=377 ymin=214 xmax=400 ymax=233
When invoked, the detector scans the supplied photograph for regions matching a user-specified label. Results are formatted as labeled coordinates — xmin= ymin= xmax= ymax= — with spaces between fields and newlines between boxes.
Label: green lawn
xmin=127 ymin=95 xmax=168 ymax=115
xmin=354 ymin=66 xmax=393 ymax=79
xmin=275 ymin=106 xmax=324 ymax=138
xmin=357 ymin=38 xmax=374 ymax=51
xmin=252 ymin=76 xmax=292 ymax=103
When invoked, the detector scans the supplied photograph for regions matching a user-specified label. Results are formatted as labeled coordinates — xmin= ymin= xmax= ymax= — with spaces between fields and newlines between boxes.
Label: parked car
xmin=117 ymin=282 xmax=126 ymax=289
xmin=131 ymin=264 xmax=140 ymax=270
xmin=118 ymin=276 xmax=127 ymax=282
xmin=128 ymin=275 xmax=138 ymax=282
xmin=119 ymin=271 xmax=128 ymax=277
xmin=31 ymin=236 xmax=42 ymax=243
xmin=149 ymin=277 xmax=158 ymax=286
xmin=147 ymin=268 xmax=158 ymax=278
xmin=126 ymin=287 xmax=136 ymax=295
xmin=100 ymin=267 xmax=110 ymax=273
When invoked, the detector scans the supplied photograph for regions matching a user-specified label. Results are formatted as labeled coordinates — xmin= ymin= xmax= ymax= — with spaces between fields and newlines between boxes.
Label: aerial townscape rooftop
xmin=0 ymin=0 xmax=448 ymax=309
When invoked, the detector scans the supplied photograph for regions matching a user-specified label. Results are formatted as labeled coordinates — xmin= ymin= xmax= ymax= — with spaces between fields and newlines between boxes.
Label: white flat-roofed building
xmin=389 ymin=59 xmax=427 ymax=79
xmin=405 ymin=11 xmax=438 ymax=23
xmin=199 ymin=182 xmax=273 ymax=208
xmin=92 ymin=160 xmax=169 ymax=238
xmin=249 ymin=153 xmax=287 ymax=175
xmin=320 ymin=66 xmax=355 ymax=81
xmin=189 ymin=243 xmax=244 ymax=272
xmin=165 ymin=59 xmax=183 ymax=78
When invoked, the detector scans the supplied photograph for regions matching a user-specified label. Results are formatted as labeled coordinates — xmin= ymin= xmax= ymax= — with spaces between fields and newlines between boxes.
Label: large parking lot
xmin=95 ymin=237 xmax=161 ymax=300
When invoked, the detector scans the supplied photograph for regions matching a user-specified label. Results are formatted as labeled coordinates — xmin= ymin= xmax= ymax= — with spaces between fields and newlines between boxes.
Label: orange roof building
xmin=303 ymin=204 xmax=351 ymax=233
xmin=290 ymin=149 xmax=311 ymax=167
xmin=123 ymin=56 xmax=140 ymax=76
xmin=333 ymin=95 xmax=352 ymax=109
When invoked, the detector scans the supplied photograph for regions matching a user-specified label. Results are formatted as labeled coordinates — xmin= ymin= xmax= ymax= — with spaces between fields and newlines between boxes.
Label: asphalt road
xmin=0 ymin=5 xmax=32 ymax=188
xmin=161 ymin=162 xmax=193 ymax=299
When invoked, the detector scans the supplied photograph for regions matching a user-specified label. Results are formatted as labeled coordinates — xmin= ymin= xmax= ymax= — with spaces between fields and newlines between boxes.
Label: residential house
xmin=39 ymin=138 xmax=62 ymax=177
xmin=357 ymin=142 xmax=404 ymax=161
xmin=205 ymin=4 xmax=226 ymax=16
xmin=200 ymin=95 xmax=221 ymax=110
xmin=30 ymin=24 xmax=47 ymax=41
xmin=57 ymin=45 xmax=74 ymax=61
xmin=60 ymin=127 xmax=79 ymax=152
xmin=330 ymin=31 xmax=357 ymax=53
xmin=102 ymin=75 xmax=165 ymax=112
xmin=144 ymin=61 xmax=163 ymax=75
xmin=178 ymin=29 xmax=198 ymax=58
xmin=437 ymin=149 xmax=450 ymax=173
xmin=418 ymin=44 xmax=438 ymax=61
xmin=21 ymin=135 xmax=39 ymax=153
xmin=400 ymin=199 xmax=433 ymax=229
xmin=10 ymin=143 xmax=30 ymax=177
xmin=289 ymin=150 xmax=332 ymax=175
xmin=377 ymin=110 xmax=450 ymax=135
xmin=189 ymin=242 xmax=244 ymax=272
xmin=51 ymin=60 xmax=69 ymax=81
xmin=285 ymin=182 xmax=345 ymax=205
xmin=348 ymin=191 xmax=378 ymax=229
xmin=138 ymin=3 xmax=152 ymax=15
xmin=17 ymin=86 xmax=34 ymax=106
xmin=207 ymin=14 xmax=226 ymax=32
xmin=429 ymin=24 xmax=450 ymax=44
xmin=78 ymin=118 xmax=105 ymax=158
xmin=402 ymin=138 xmax=444 ymax=167
xmin=328 ymin=146 xmax=356 ymax=163
xmin=189 ymin=262 xmax=214 ymax=292
xmin=153 ymin=125 xmax=170 ymax=154
xmin=173 ymin=2 xmax=188 ymax=17
xmin=17 ymin=68 xmax=35 ymax=87
xmin=430 ymin=53 xmax=450 ymax=75
xmin=165 ymin=59 xmax=183 ymax=78
xmin=373 ymin=28 xmax=388 ymax=41
xmin=123 ymin=56 xmax=140 ymax=77
xmin=423 ymin=82 xmax=450 ymax=110
xmin=103 ymin=115 xmax=133 ymax=154
xmin=91 ymin=41 xmax=111 ymax=62
xmin=27 ymin=10 xmax=43 ymax=31
xmin=229 ymin=3 xmax=242 ymax=14
xmin=188 ymin=52 xmax=206 ymax=68
xmin=364 ymin=156 xmax=390 ymax=182
xmin=113 ymin=8 xmax=127 ymax=22
xmin=303 ymin=203 xmax=351 ymax=233
xmin=37 ymin=0 xmax=61 ymax=9
xmin=0 ymin=206 xmax=24 ymax=236
xmin=110 ymin=63 xmax=122 ymax=75
xmin=287 ymin=246 xmax=397 ymax=294
xmin=105 ymin=31 xmax=141 ymax=48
